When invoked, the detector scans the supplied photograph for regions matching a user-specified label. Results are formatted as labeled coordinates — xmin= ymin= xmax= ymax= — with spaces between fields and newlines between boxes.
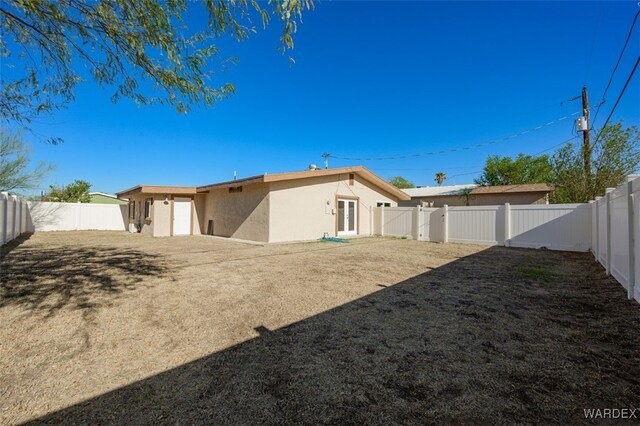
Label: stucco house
xmin=116 ymin=166 xmax=410 ymax=243
xmin=400 ymin=183 xmax=554 ymax=207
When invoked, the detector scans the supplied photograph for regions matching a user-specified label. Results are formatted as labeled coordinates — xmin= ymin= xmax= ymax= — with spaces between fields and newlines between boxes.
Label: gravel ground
xmin=1 ymin=231 xmax=639 ymax=425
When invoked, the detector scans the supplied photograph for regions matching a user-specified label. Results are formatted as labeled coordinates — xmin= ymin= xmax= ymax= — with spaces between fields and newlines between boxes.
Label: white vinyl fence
xmin=0 ymin=197 xmax=128 ymax=245
xmin=374 ymin=203 xmax=590 ymax=251
xmin=0 ymin=192 xmax=29 ymax=245
xmin=374 ymin=206 xmax=442 ymax=241
xmin=591 ymin=175 xmax=639 ymax=303
xmin=508 ymin=204 xmax=592 ymax=251
xmin=447 ymin=205 xmax=505 ymax=245
xmin=25 ymin=201 xmax=128 ymax=232
xmin=373 ymin=174 xmax=640 ymax=303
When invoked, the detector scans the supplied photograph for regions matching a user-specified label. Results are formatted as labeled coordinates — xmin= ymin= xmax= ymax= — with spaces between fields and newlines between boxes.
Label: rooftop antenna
xmin=321 ymin=153 xmax=330 ymax=169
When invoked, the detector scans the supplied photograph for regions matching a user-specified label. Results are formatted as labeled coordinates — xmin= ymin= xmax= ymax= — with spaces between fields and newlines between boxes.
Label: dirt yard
xmin=1 ymin=231 xmax=639 ymax=425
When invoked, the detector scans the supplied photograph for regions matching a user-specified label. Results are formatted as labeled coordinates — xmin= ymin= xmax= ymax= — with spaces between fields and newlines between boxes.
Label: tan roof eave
xmin=355 ymin=168 xmax=411 ymax=201
xmin=197 ymin=175 xmax=265 ymax=192
xmin=196 ymin=166 xmax=410 ymax=201
xmin=264 ymin=166 xmax=410 ymax=201
xmin=117 ymin=185 xmax=198 ymax=199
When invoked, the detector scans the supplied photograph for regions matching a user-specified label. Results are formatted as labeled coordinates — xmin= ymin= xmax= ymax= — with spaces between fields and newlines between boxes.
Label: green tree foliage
xmin=388 ymin=176 xmax=414 ymax=189
xmin=0 ymin=0 xmax=313 ymax=140
xmin=458 ymin=187 xmax=473 ymax=206
xmin=551 ymin=122 xmax=640 ymax=203
xmin=0 ymin=130 xmax=53 ymax=192
xmin=46 ymin=180 xmax=92 ymax=202
xmin=475 ymin=153 xmax=553 ymax=186
xmin=434 ymin=172 xmax=446 ymax=185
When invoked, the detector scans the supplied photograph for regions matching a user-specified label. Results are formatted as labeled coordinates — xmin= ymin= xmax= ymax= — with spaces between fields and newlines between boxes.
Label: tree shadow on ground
xmin=27 ymin=247 xmax=640 ymax=425
xmin=0 ymin=233 xmax=33 ymax=258
xmin=0 ymin=237 xmax=171 ymax=316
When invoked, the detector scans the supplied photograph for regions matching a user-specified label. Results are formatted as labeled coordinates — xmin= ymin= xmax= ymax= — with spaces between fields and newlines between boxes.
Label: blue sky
xmin=20 ymin=1 xmax=640 ymax=194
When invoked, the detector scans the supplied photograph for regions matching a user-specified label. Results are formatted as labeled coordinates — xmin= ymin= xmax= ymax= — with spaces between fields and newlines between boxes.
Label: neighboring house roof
xmin=403 ymin=183 xmax=555 ymax=199
xmin=89 ymin=192 xmax=119 ymax=199
xmin=89 ymin=192 xmax=128 ymax=204
xmin=403 ymin=184 xmax=478 ymax=197
xmin=196 ymin=166 xmax=411 ymax=201
xmin=116 ymin=185 xmax=197 ymax=198
xmin=116 ymin=166 xmax=410 ymax=201
xmin=470 ymin=183 xmax=555 ymax=194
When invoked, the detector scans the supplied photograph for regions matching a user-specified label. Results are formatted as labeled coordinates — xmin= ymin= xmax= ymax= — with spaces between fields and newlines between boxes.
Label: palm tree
xmin=434 ymin=172 xmax=446 ymax=186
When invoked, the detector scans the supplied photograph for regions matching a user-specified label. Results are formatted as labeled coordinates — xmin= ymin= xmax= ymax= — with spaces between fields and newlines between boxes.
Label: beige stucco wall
xmin=267 ymin=173 xmax=398 ymax=243
xmin=126 ymin=194 xmax=153 ymax=235
xmin=203 ymin=184 xmax=270 ymax=242
xmin=192 ymin=195 xmax=205 ymax=235
xmin=152 ymin=195 xmax=172 ymax=237
xmin=124 ymin=194 xmax=172 ymax=236
xmin=401 ymin=192 xmax=549 ymax=207
xmin=125 ymin=174 xmax=401 ymax=242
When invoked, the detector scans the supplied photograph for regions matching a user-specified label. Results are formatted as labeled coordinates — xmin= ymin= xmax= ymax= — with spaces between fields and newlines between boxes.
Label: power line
xmin=448 ymin=170 xmax=483 ymax=179
xmin=561 ymin=95 xmax=581 ymax=105
xmin=591 ymin=9 xmax=640 ymax=129
xmin=329 ymin=111 xmax=580 ymax=161
xmin=447 ymin=137 xmax=579 ymax=179
xmin=372 ymin=138 xmax=579 ymax=175
xmin=370 ymin=165 xmax=484 ymax=172
xmin=532 ymin=136 xmax=579 ymax=156
xmin=380 ymin=137 xmax=581 ymax=182
xmin=591 ymin=55 xmax=640 ymax=149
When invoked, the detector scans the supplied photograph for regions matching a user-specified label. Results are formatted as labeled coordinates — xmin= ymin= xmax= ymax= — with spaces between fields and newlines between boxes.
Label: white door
xmin=173 ymin=197 xmax=191 ymax=235
xmin=337 ymin=198 xmax=357 ymax=236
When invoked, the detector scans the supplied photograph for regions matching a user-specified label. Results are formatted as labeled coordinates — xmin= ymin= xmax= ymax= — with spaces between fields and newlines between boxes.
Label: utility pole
xmin=321 ymin=153 xmax=330 ymax=169
xmin=582 ymin=86 xmax=591 ymax=199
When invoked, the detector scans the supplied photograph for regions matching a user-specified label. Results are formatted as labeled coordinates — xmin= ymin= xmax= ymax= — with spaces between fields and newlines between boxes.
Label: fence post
xmin=592 ymin=198 xmax=600 ymax=261
xmin=443 ymin=204 xmax=449 ymax=243
xmin=1 ymin=192 xmax=7 ymax=245
xmin=605 ymin=188 xmax=614 ymax=275
xmin=21 ymin=200 xmax=26 ymax=234
xmin=380 ymin=204 xmax=385 ymax=236
xmin=504 ymin=203 xmax=511 ymax=247
xmin=627 ymin=177 xmax=637 ymax=300
xmin=596 ymin=196 xmax=603 ymax=262
xmin=415 ymin=205 xmax=421 ymax=240
xmin=15 ymin=197 xmax=21 ymax=239
xmin=76 ymin=201 xmax=82 ymax=230
xmin=11 ymin=195 xmax=18 ymax=240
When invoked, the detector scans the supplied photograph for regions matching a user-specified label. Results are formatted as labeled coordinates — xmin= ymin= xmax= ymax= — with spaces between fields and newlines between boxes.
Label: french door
xmin=337 ymin=198 xmax=357 ymax=236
